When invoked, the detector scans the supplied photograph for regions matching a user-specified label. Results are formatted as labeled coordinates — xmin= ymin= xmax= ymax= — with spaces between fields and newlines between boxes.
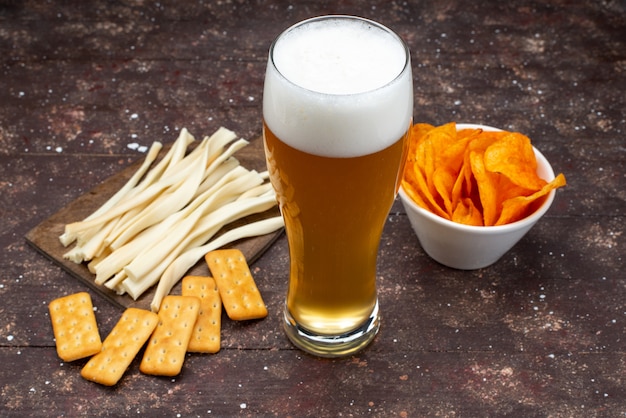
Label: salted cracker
xmin=48 ymin=292 xmax=102 ymax=362
xmin=80 ymin=308 xmax=158 ymax=386
xmin=182 ymin=276 xmax=222 ymax=353
xmin=140 ymin=295 xmax=200 ymax=376
xmin=205 ymin=249 xmax=268 ymax=321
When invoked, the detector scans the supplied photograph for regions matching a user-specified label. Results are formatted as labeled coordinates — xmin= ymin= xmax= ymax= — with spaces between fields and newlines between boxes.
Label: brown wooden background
xmin=1 ymin=1 xmax=624 ymax=416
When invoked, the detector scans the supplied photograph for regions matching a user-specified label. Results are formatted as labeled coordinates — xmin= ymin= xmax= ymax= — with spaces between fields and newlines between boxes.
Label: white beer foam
xmin=263 ymin=17 xmax=413 ymax=158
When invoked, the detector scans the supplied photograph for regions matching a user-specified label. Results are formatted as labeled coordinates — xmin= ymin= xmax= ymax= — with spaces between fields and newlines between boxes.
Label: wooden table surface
xmin=1 ymin=1 xmax=624 ymax=416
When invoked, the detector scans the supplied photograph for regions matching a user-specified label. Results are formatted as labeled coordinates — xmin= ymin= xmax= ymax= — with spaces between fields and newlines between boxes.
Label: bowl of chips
xmin=399 ymin=122 xmax=566 ymax=270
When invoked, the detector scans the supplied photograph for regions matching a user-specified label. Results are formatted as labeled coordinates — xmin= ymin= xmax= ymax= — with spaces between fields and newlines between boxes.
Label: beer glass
xmin=263 ymin=15 xmax=413 ymax=357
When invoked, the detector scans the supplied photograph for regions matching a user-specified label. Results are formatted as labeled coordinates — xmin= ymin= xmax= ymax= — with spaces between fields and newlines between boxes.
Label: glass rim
xmin=267 ymin=15 xmax=412 ymax=98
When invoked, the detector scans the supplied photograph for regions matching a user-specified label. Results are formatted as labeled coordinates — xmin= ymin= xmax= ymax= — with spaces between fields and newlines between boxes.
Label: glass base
xmin=283 ymin=300 xmax=380 ymax=358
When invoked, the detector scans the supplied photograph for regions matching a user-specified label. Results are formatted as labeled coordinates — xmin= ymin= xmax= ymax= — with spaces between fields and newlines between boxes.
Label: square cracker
xmin=48 ymin=292 xmax=102 ymax=362
xmin=140 ymin=295 xmax=200 ymax=377
xmin=182 ymin=276 xmax=222 ymax=353
xmin=81 ymin=308 xmax=158 ymax=386
xmin=205 ymin=249 xmax=268 ymax=321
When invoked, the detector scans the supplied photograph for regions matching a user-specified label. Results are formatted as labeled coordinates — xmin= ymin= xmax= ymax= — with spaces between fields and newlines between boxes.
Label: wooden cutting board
xmin=25 ymin=136 xmax=283 ymax=311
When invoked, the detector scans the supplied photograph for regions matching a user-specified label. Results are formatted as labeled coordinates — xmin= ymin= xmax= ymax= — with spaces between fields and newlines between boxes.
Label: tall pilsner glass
xmin=263 ymin=15 xmax=413 ymax=357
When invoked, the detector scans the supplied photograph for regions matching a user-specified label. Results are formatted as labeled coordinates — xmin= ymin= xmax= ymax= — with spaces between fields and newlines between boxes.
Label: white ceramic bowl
xmin=399 ymin=123 xmax=557 ymax=270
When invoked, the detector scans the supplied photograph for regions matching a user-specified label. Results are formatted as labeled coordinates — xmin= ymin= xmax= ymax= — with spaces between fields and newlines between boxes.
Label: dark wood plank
xmin=1 ymin=0 xmax=624 ymax=416
xmin=2 ymin=346 xmax=624 ymax=416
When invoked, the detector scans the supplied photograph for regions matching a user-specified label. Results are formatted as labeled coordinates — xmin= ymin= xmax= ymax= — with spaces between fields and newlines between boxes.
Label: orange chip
xmin=433 ymin=168 xmax=456 ymax=215
xmin=452 ymin=197 xmax=483 ymax=226
xmin=405 ymin=123 xmax=435 ymax=168
xmin=484 ymin=133 xmax=546 ymax=191
xmin=402 ymin=159 xmax=449 ymax=220
xmin=423 ymin=122 xmax=457 ymax=170
xmin=462 ymin=132 xmax=500 ymax=199
xmin=496 ymin=173 xmax=566 ymax=226
xmin=401 ymin=123 xmax=567 ymax=226
xmin=470 ymin=150 xmax=499 ymax=226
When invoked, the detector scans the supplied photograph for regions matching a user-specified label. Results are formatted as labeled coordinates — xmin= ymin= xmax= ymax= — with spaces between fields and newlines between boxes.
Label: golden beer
xmin=263 ymin=15 xmax=413 ymax=356
xmin=264 ymin=123 xmax=408 ymax=333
